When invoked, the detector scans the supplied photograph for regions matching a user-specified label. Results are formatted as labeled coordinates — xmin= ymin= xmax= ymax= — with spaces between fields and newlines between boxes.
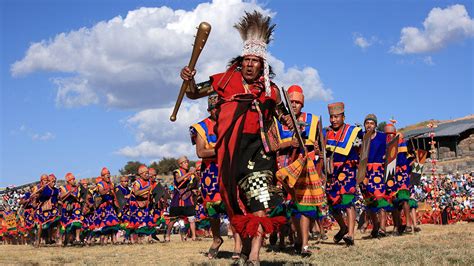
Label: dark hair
xmin=228 ymin=56 xmax=275 ymax=79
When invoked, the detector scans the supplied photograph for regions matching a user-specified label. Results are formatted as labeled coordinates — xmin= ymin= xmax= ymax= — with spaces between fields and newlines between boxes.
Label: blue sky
xmin=1 ymin=0 xmax=473 ymax=186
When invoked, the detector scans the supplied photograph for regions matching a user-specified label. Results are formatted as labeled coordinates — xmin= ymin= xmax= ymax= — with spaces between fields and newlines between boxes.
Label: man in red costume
xmin=180 ymin=11 xmax=292 ymax=264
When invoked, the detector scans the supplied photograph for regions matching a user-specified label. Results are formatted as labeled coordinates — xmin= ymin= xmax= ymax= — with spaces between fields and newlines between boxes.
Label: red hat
xmin=288 ymin=85 xmax=304 ymax=106
xmin=101 ymin=167 xmax=110 ymax=176
xmin=65 ymin=173 xmax=75 ymax=181
xmin=384 ymin=124 xmax=397 ymax=135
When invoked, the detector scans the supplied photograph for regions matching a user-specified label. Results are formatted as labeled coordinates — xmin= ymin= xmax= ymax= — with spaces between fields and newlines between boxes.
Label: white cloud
xmin=352 ymin=33 xmax=378 ymax=49
xmin=53 ymin=77 xmax=99 ymax=107
xmin=32 ymin=132 xmax=55 ymax=141
xmin=391 ymin=4 xmax=474 ymax=54
xmin=11 ymin=0 xmax=331 ymax=109
xmin=11 ymin=0 xmax=333 ymax=160
xmin=10 ymin=125 xmax=55 ymax=141
xmin=117 ymin=101 xmax=206 ymax=159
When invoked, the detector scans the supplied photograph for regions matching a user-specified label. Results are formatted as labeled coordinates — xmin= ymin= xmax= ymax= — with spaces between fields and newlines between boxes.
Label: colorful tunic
xmin=115 ymin=184 xmax=131 ymax=229
xmin=34 ymin=185 xmax=60 ymax=229
xmin=20 ymin=192 xmax=36 ymax=231
xmin=80 ymin=193 xmax=95 ymax=238
xmin=275 ymin=112 xmax=326 ymax=219
xmin=386 ymin=138 xmax=411 ymax=206
xmin=395 ymin=140 xmax=413 ymax=207
xmin=360 ymin=131 xmax=390 ymax=212
xmin=190 ymin=117 xmax=225 ymax=218
xmin=325 ymin=124 xmax=363 ymax=210
xmin=4 ymin=210 xmax=19 ymax=236
xmin=60 ymin=185 xmax=83 ymax=234
xmin=129 ymin=179 xmax=155 ymax=235
xmin=95 ymin=181 xmax=120 ymax=234
xmin=169 ymin=169 xmax=197 ymax=217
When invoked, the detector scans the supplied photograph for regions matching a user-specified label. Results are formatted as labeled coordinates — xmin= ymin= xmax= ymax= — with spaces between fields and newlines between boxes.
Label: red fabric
xmin=211 ymin=70 xmax=277 ymax=134
xmin=231 ymin=214 xmax=287 ymax=238
xmin=211 ymin=66 xmax=278 ymax=221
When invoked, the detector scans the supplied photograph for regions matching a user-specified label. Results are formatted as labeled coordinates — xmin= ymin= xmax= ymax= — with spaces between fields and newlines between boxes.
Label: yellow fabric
xmin=191 ymin=123 xmax=215 ymax=149
xmin=326 ymin=126 xmax=361 ymax=156
xmin=276 ymin=156 xmax=326 ymax=206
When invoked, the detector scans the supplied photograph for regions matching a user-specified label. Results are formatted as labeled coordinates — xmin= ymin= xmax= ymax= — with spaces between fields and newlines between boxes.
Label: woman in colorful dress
xmin=59 ymin=173 xmax=83 ymax=246
xmin=95 ymin=167 xmax=120 ymax=244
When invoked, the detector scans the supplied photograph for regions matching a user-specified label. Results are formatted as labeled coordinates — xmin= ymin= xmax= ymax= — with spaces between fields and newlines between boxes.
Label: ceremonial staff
xmin=170 ymin=22 xmax=211 ymax=122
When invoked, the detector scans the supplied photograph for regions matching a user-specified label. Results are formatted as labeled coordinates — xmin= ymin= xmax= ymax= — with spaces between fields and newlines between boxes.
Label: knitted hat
xmin=288 ymin=85 xmax=304 ymax=106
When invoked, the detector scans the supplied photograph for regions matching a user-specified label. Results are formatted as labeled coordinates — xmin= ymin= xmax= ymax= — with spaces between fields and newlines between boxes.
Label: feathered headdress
xmin=234 ymin=11 xmax=275 ymax=96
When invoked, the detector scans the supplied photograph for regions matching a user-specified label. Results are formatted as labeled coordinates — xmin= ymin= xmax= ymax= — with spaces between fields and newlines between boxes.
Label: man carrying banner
xmin=384 ymin=124 xmax=413 ymax=235
xmin=274 ymin=85 xmax=326 ymax=256
xmin=180 ymin=11 xmax=292 ymax=263
xmin=359 ymin=114 xmax=390 ymax=237
xmin=325 ymin=102 xmax=363 ymax=246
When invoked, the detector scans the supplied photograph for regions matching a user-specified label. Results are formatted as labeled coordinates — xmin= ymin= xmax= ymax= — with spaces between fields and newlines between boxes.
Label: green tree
xmin=119 ymin=161 xmax=143 ymax=176
xmin=154 ymin=157 xmax=179 ymax=175
xmin=377 ymin=121 xmax=387 ymax=132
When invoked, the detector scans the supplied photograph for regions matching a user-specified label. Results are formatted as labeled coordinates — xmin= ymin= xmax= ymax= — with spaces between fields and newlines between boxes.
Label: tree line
xmin=119 ymin=157 xmax=196 ymax=176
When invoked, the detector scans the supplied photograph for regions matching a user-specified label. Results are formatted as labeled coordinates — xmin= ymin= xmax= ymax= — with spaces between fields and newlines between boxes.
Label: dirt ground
xmin=1 ymin=223 xmax=473 ymax=265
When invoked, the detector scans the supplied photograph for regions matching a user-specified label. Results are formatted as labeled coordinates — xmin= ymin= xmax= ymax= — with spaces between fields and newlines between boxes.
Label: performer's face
xmin=179 ymin=160 xmax=190 ymax=171
xmin=364 ymin=120 xmax=376 ymax=132
xmin=242 ymin=55 xmax=262 ymax=83
xmin=68 ymin=178 xmax=76 ymax=186
xmin=102 ymin=173 xmax=110 ymax=182
xmin=139 ymin=170 xmax=149 ymax=180
xmin=290 ymin=100 xmax=303 ymax=117
xmin=120 ymin=178 xmax=128 ymax=186
xmin=330 ymin=113 xmax=345 ymax=130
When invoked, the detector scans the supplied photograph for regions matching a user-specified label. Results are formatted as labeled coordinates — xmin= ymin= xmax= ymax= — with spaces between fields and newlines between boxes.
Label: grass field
xmin=1 ymin=223 xmax=473 ymax=265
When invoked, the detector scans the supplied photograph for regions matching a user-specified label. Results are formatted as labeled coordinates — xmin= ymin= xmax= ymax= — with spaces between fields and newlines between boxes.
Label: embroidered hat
xmin=328 ymin=102 xmax=345 ymax=115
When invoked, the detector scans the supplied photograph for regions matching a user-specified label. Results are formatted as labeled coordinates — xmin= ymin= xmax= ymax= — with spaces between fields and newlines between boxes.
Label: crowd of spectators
xmin=413 ymin=172 xmax=473 ymax=211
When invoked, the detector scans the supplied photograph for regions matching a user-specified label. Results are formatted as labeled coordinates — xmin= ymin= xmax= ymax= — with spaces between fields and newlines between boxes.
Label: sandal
xmin=333 ymin=227 xmax=349 ymax=243
xmin=232 ymin=252 xmax=241 ymax=260
xmin=301 ymin=245 xmax=312 ymax=257
xmin=342 ymin=235 xmax=354 ymax=246
xmin=207 ymin=237 xmax=224 ymax=259
xmin=233 ymin=254 xmax=248 ymax=266
xmin=293 ymin=242 xmax=302 ymax=254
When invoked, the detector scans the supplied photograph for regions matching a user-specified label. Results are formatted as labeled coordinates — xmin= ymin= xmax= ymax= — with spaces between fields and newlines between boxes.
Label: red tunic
xmin=210 ymin=71 xmax=277 ymax=134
